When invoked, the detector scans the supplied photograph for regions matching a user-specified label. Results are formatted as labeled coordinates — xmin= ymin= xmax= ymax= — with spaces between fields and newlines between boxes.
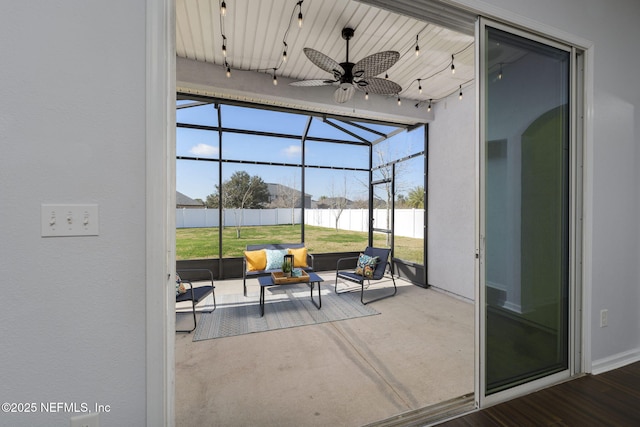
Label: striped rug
xmin=192 ymin=285 xmax=379 ymax=341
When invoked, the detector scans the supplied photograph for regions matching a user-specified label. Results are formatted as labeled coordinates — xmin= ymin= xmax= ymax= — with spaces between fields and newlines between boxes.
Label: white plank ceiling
xmin=176 ymin=0 xmax=475 ymax=106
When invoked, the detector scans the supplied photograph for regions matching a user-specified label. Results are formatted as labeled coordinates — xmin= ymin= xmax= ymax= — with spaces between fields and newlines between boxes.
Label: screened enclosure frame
xmin=176 ymin=93 xmax=428 ymax=284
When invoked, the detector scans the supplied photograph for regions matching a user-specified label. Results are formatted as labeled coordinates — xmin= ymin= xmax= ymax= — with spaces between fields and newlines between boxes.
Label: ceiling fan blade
xmin=304 ymin=48 xmax=345 ymax=76
xmin=360 ymin=77 xmax=402 ymax=95
xmin=334 ymin=85 xmax=355 ymax=104
xmin=290 ymin=79 xmax=336 ymax=87
xmin=353 ymin=51 xmax=400 ymax=78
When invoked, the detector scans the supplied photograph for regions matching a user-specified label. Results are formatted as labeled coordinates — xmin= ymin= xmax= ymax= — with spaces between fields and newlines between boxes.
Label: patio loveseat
xmin=243 ymin=243 xmax=314 ymax=296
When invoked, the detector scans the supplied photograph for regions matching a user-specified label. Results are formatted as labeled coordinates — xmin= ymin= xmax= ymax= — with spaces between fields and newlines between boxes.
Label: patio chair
xmin=335 ymin=246 xmax=397 ymax=305
xmin=176 ymin=269 xmax=216 ymax=333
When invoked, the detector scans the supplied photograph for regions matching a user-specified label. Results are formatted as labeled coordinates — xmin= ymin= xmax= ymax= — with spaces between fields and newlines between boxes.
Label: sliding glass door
xmin=479 ymin=20 xmax=575 ymax=401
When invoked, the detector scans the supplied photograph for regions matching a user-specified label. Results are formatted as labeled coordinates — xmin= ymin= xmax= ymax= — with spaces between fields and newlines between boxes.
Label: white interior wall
xmin=0 ymin=2 xmax=149 ymax=426
xmin=428 ymin=86 xmax=476 ymax=300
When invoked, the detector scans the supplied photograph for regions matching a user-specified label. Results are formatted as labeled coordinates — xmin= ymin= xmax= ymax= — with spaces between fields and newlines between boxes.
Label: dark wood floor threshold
xmin=437 ymin=361 xmax=640 ymax=426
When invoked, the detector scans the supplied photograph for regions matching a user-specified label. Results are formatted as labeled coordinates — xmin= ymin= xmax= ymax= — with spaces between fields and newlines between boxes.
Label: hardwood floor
xmin=438 ymin=362 xmax=640 ymax=426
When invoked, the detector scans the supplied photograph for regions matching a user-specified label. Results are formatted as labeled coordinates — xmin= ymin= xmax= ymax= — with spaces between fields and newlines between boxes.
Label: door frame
xmin=147 ymin=0 xmax=595 ymax=422
xmin=475 ymin=16 xmax=590 ymax=408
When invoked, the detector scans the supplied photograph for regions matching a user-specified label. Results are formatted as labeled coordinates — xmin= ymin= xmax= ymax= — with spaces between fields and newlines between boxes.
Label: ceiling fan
xmin=291 ymin=27 xmax=402 ymax=104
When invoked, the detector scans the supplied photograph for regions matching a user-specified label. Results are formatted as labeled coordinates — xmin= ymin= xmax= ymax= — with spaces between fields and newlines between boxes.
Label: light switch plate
xmin=41 ymin=204 xmax=99 ymax=237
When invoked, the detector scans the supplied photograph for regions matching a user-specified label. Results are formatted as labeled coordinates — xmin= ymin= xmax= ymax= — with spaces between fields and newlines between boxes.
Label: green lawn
xmin=176 ymin=224 xmax=424 ymax=264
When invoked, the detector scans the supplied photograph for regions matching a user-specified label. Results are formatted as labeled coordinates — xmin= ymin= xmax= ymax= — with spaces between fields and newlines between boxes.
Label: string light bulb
xmin=282 ymin=42 xmax=288 ymax=62
xmin=418 ymin=79 xmax=422 ymax=94
xmin=459 ymin=85 xmax=463 ymax=100
xmin=365 ymin=91 xmax=369 ymax=101
xmin=498 ymin=63 xmax=503 ymax=80
xmin=272 ymin=70 xmax=278 ymax=86
xmin=222 ymin=35 xmax=227 ymax=57
xmin=451 ymin=54 xmax=455 ymax=74
xmin=415 ymin=35 xmax=420 ymax=57
xmin=220 ymin=1 xmax=226 ymax=16
xmin=297 ymin=1 xmax=303 ymax=28
xmin=428 ymin=99 xmax=432 ymax=112
xmin=225 ymin=62 xmax=231 ymax=78
xmin=397 ymin=96 xmax=401 ymax=106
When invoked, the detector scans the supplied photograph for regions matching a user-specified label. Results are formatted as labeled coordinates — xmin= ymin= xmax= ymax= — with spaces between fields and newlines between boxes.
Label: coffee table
xmin=257 ymin=272 xmax=323 ymax=317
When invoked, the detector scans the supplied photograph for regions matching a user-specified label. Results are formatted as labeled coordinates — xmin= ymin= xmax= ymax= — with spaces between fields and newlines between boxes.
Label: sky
xmin=176 ymin=102 xmax=425 ymax=202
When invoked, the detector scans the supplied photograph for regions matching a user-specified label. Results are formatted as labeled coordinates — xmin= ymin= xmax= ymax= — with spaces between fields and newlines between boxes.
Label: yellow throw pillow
xmin=244 ymin=249 xmax=267 ymax=271
xmin=288 ymin=247 xmax=308 ymax=268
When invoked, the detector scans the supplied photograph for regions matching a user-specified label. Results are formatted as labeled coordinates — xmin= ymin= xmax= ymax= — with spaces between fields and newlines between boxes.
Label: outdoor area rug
xmin=192 ymin=286 xmax=380 ymax=341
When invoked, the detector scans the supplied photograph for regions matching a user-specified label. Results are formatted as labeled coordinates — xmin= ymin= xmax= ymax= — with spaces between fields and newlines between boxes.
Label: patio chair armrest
xmin=177 ymin=268 xmax=214 ymax=287
xmin=336 ymin=256 xmax=359 ymax=270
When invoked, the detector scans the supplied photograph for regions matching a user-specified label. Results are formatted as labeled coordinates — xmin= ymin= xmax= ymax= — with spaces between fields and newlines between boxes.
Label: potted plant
xmin=282 ymin=254 xmax=293 ymax=277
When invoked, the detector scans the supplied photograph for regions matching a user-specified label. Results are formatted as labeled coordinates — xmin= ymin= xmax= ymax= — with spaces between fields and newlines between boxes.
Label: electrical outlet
xmin=70 ymin=412 xmax=100 ymax=427
xmin=600 ymin=309 xmax=608 ymax=327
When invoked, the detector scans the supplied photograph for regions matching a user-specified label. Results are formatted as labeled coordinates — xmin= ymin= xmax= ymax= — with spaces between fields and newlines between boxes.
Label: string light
xmin=272 ymin=69 xmax=278 ymax=86
xmin=220 ymin=0 xmax=226 ymax=16
xmin=297 ymin=1 xmax=303 ymax=28
xmin=282 ymin=42 xmax=288 ymax=62
xmin=451 ymin=54 xmax=455 ymax=74
xmin=459 ymin=85 xmax=463 ymax=100
xmin=225 ymin=61 xmax=231 ymax=78
xmin=418 ymin=79 xmax=422 ymax=94
xmin=415 ymin=34 xmax=420 ymax=57
xmin=397 ymin=95 xmax=401 ymax=106
xmin=427 ymin=99 xmax=432 ymax=112
xmin=498 ymin=63 xmax=503 ymax=80
xmin=222 ymin=34 xmax=227 ymax=57
xmin=365 ymin=91 xmax=369 ymax=101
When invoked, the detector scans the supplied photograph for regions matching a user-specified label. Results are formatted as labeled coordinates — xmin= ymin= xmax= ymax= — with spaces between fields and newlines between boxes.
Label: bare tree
xmin=329 ymin=176 xmax=349 ymax=231
xmin=371 ymin=145 xmax=413 ymax=245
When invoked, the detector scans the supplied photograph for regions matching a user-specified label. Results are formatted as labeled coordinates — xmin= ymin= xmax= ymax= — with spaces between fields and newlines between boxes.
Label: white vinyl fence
xmin=176 ymin=208 xmax=424 ymax=239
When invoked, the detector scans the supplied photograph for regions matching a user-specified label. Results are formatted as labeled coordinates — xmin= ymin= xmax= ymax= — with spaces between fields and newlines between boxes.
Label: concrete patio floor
xmin=175 ymin=272 xmax=474 ymax=426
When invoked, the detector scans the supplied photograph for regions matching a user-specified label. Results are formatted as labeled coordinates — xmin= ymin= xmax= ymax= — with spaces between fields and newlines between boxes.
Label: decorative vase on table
xmin=282 ymin=254 xmax=293 ymax=278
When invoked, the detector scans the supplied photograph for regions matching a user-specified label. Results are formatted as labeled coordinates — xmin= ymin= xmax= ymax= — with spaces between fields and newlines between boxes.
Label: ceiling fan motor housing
xmin=341 ymin=27 xmax=355 ymax=40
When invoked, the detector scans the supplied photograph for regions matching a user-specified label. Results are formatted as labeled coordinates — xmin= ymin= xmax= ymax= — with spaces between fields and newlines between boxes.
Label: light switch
xmin=41 ymin=204 xmax=99 ymax=237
